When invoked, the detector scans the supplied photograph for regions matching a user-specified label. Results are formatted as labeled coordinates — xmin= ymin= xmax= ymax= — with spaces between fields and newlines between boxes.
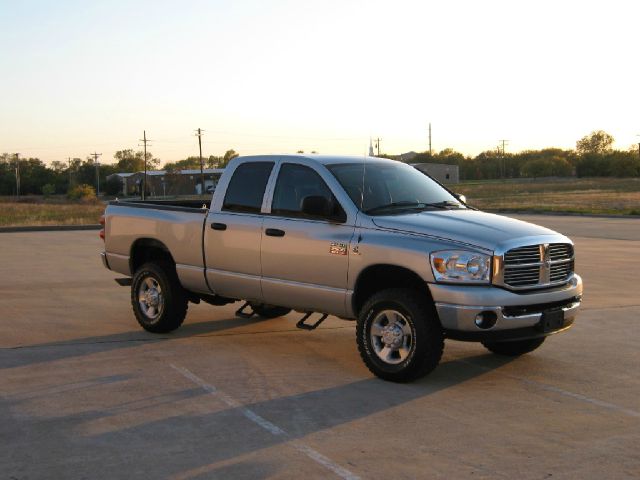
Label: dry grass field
xmin=457 ymin=177 xmax=640 ymax=216
xmin=0 ymin=199 xmax=105 ymax=227
xmin=0 ymin=177 xmax=638 ymax=227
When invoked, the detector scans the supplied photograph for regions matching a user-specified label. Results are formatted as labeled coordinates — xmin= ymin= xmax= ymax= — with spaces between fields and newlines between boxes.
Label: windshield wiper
xmin=422 ymin=200 xmax=463 ymax=209
xmin=364 ymin=201 xmax=435 ymax=215
xmin=364 ymin=200 xmax=462 ymax=215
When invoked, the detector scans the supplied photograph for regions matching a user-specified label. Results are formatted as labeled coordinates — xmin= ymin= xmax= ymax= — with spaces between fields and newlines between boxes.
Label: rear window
xmin=222 ymin=162 xmax=274 ymax=214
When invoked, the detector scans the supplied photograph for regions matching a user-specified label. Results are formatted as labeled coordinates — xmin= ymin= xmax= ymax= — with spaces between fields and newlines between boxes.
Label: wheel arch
xmin=352 ymin=264 xmax=435 ymax=317
xmin=130 ymin=238 xmax=176 ymax=274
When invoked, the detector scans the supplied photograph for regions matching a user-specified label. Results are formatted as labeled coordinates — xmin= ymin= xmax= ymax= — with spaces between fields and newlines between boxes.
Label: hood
xmin=371 ymin=209 xmax=561 ymax=251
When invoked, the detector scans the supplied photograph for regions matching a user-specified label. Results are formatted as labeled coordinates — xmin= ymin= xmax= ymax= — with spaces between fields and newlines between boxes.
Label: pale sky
xmin=1 ymin=0 xmax=639 ymax=166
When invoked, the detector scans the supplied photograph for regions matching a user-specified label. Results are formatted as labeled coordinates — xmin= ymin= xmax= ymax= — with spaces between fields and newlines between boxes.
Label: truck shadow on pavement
xmin=1 ymin=350 xmax=516 ymax=478
xmin=0 ymin=316 xmax=289 ymax=370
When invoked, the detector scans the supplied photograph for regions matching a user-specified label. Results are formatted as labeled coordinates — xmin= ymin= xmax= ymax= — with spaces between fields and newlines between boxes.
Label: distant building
xmin=107 ymin=169 xmax=224 ymax=197
xmin=411 ymin=163 xmax=459 ymax=184
xmin=398 ymin=151 xmax=418 ymax=162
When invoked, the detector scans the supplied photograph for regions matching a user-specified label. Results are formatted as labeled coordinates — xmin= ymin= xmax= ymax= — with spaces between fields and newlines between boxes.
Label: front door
xmin=261 ymin=163 xmax=355 ymax=316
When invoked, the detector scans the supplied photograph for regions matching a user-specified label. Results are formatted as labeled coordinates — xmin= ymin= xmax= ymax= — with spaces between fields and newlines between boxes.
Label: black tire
xmin=131 ymin=262 xmax=188 ymax=333
xmin=356 ymin=288 xmax=444 ymax=383
xmin=482 ymin=337 xmax=545 ymax=356
xmin=250 ymin=304 xmax=292 ymax=319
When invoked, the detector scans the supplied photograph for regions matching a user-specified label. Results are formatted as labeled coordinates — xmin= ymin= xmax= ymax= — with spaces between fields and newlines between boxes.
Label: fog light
xmin=474 ymin=311 xmax=497 ymax=329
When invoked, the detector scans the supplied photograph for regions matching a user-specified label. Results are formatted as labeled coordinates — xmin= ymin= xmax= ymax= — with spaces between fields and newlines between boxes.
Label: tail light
xmin=99 ymin=215 xmax=105 ymax=241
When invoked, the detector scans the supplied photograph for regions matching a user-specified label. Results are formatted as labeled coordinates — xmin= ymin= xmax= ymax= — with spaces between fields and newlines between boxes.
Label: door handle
xmin=211 ymin=222 xmax=227 ymax=231
xmin=265 ymin=228 xmax=285 ymax=237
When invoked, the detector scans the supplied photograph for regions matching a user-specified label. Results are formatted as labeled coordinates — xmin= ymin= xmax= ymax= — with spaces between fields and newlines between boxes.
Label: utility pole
xmin=139 ymin=130 xmax=152 ymax=200
xmin=90 ymin=152 xmax=102 ymax=196
xmin=428 ymin=123 xmax=432 ymax=156
xmin=374 ymin=138 xmax=381 ymax=157
xmin=14 ymin=153 xmax=20 ymax=199
xmin=499 ymin=139 xmax=509 ymax=179
xmin=195 ymin=128 xmax=205 ymax=195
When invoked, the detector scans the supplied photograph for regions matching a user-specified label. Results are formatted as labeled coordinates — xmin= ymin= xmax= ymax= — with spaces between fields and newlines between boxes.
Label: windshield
xmin=328 ymin=161 xmax=463 ymax=215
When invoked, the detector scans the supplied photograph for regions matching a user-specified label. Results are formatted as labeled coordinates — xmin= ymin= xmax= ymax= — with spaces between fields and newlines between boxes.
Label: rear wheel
xmin=482 ymin=337 xmax=545 ymax=356
xmin=356 ymin=288 xmax=444 ymax=382
xmin=131 ymin=262 xmax=188 ymax=333
xmin=250 ymin=304 xmax=292 ymax=319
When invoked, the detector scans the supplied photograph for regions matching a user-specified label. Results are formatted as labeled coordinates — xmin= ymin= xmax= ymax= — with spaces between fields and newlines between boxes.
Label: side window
xmin=222 ymin=162 xmax=274 ymax=214
xmin=271 ymin=163 xmax=344 ymax=220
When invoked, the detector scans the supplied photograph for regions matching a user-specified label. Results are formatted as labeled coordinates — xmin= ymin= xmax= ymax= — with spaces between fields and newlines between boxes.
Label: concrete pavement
xmin=1 ymin=216 xmax=639 ymax=479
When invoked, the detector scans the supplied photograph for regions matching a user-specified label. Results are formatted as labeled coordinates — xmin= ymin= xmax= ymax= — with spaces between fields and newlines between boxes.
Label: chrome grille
xmin=504 ymin=245 xmax=540 ymax=265
xmin=550 ymin=260 xmax=574 ymax=282
xmin=502 ymin=243 xmax=574 ymax=289
xmin=549 ymin=243 xmax=573 ymax=261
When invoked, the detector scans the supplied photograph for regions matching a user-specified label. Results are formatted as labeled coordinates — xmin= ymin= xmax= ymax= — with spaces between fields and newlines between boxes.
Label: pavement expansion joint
xmin=457 ymin=359 xmax=640 ymax=419
xmin=170 ymin=363 xmax=361 ymax=480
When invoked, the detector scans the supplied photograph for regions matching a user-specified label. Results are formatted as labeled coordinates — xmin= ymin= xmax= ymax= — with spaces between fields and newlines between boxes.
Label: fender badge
xmin=329 ymin=242 xmax=348 ymax=255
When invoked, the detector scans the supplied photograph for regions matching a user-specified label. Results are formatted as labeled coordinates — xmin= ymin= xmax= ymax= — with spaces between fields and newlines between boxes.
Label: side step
xmin=296 ymin=312 xmax=328 ymax=331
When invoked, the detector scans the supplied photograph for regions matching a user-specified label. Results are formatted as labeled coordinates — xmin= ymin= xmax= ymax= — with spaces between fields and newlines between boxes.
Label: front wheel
xmin=482 ymin=337 xmax=545 ymax=356
xmin=131 ymin=262 xmax=188 ymax=333
xmin=356 ymin=288 xmax=444 ymax=383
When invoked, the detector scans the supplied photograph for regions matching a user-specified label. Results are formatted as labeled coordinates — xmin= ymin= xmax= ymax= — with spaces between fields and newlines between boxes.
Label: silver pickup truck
xmin=101 ymin=154 xmax=582 ymax=382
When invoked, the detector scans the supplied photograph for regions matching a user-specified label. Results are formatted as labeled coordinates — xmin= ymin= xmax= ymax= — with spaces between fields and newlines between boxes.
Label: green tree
xmin=521 ymin=157 xmax=572 ymax=177
xmin=164 ymin=156 xmax=202 ymax=171
xmin=114 ymin=149 xmax=159 ymax=172
xmin=218 ymin=149 xmax=239 ymax=168
xmin=206 ymin=155 xmax=222 ymax=168
xmin=42 ymin=183 xmax=55 ymax=197
xmin=105 ymin=175 xmax=123 ymax=195
xmin=67 ymin=184 xmax=97 ymax=202
xmin=608 ymin=151 xmax=640 ymax=177
xmin=576 ymin=130 xmax=614 ymax=155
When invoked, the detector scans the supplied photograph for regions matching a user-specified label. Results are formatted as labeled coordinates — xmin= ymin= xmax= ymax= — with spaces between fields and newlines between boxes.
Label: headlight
xmin=430 ymin=250 xmax=491 ymax=283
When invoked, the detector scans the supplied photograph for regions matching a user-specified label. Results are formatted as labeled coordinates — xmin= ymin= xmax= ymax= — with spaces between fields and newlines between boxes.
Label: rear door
xmin=261 ymin=162 xmax=356 ymax=316
xmin=204 ymin=161 xmax=274 ymax=301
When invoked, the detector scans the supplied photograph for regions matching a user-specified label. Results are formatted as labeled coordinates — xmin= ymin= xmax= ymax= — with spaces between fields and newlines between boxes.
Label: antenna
xmin=360 ymin=144 xmax=368 ymax=211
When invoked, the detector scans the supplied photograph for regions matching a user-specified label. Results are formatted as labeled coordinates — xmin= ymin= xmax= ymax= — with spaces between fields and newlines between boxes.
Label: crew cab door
xmin=204 ymin=161 xmax=274 ymax=302
xmin=261 ymin=162 xmax=356 ymax=316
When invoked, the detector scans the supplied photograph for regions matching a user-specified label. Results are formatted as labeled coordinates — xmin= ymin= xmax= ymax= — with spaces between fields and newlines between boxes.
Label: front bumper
xmin=431 ymin=274 xmax=582 ymax=341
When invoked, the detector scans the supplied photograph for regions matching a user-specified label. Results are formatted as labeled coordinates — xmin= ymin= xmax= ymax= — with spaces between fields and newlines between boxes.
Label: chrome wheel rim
xmin=138 ymin=276 xmax=164 ymax=320
xmin=370 ymin=309 xmax=413 ymax=365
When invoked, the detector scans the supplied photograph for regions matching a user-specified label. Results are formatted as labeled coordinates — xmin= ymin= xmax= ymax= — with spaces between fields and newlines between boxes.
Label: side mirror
xmin=454 ymin=193 xmax=467 ymax=204
xmin=301 ymin=195 xmax=346 ymax=223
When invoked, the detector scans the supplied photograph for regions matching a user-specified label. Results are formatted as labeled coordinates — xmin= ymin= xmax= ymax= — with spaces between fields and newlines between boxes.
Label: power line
xmin=498 ymin=139 xmax=509 ymax=178
xmin=14 ymin=153 xmax=20 ymax=199
xmin=138 ymin=131 xmax=152 ymax=200
xmin=89 ymin=152 xmax=102 ymax=196
xmin=195 ymin=128 xmax=205 ymax=196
